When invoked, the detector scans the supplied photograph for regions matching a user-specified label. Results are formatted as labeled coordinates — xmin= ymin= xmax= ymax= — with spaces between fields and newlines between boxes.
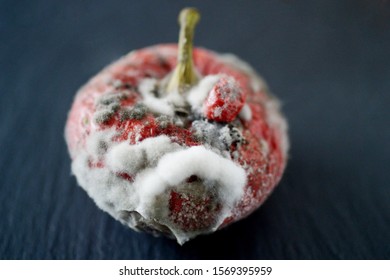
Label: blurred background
xmin=1 ymin=0 xmax=389 ymax=259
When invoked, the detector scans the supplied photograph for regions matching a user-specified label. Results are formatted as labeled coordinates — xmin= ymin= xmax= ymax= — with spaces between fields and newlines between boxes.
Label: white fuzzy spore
xmin=139 ymin=78 xmax=175 ymax=116
xmin=135 ymin=145 xmax=246 ymax=215
xmin=106 ymin=143 xmax=146 ymax=174
xmin=106 ymin=135 xmax=181 ymax=174
xmin=186 ymin=75 xmax=220 ymax=112
xmin=239 ymin=104 xmax=252 ymax=121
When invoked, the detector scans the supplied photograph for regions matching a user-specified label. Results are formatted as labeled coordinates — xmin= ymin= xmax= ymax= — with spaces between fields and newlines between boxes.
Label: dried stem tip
xmin=167 ymin=8 xmax=200 ymax=94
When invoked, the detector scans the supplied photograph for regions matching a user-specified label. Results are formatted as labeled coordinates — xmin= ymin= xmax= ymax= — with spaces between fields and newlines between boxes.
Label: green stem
xmin=167 ymin=8 xmax=200 ymax=94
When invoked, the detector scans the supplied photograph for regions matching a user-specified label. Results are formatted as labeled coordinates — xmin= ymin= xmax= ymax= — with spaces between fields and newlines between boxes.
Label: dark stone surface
xmin=1 ymin=0 xmax=389 ymax=259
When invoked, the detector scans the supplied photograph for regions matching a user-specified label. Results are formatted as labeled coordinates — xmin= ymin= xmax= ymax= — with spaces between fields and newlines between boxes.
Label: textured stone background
xmin=1 ymin=0 xmax=389 ymax=259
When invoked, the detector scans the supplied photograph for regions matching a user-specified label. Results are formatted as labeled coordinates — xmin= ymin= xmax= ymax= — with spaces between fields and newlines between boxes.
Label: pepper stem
xmin=167 ymin=8 xmax=200 ymax=94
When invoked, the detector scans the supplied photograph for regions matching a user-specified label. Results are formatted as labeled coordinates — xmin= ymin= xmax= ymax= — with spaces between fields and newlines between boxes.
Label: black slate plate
xmin=1 ymin=0 xmax=389 ymax=259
